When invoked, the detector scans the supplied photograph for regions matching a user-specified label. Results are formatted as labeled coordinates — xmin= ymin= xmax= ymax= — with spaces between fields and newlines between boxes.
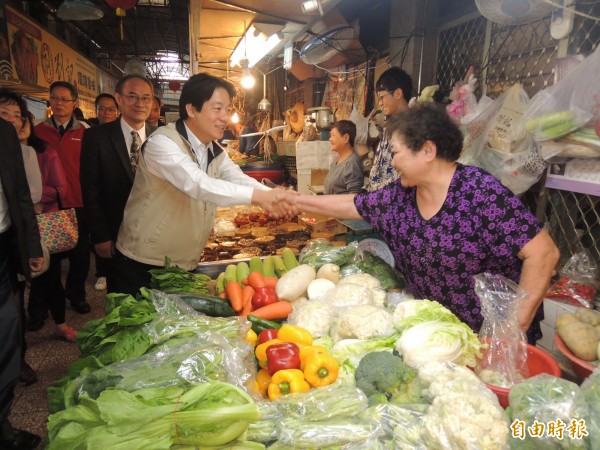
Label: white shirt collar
xmin=120 ymin=117 xmax=147 ymax=143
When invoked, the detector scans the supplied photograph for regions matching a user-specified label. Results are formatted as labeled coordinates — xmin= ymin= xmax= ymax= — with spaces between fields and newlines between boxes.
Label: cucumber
xmin=224 ymin=264 xmax=238 ymax=285
xmin=236 ymin=262 xmax=250 ymax=283
xmin=215 ymin=272 xmax=226 ymax=294
xmin=249 ymin=256 xmax=263 ymax=274
xmin=281 ymin=248 xmax=299 ymax=270
xmin=178 ymin=293 xmax=236 ymax=317
xmin=262 ymin=256 xmax=276 ymax=278
xmin=272 ymin=256 xmax=288 ymax=277
xmin=247 ymin=314 xmax=283 ymax=334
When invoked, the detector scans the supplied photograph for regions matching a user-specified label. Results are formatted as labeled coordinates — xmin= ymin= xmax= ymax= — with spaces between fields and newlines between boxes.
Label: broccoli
xmin=354 ymin=351 xmax=419 ymax=405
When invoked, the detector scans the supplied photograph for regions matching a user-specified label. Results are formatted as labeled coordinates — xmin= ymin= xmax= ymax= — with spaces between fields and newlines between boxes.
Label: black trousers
xmin=0 ymin=231 xmax=20 ymax=422
xmin=110 ymin=250 xmax=156 ymax=296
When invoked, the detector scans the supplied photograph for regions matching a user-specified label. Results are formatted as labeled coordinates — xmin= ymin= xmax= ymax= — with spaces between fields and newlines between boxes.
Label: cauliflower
xmin=422 ymin=392 xmax=509 ymax=450
xmin=331 ymin=304 xmax=395 ymax=341
xmin=339 ymin=273 xmax=382 ymax=289
xmin=287 ymin=300 xmax=334 ymax=337
xmin=417 ymin=361 xmax=495 ymax=402
xmin=327 ymin=282 xmax=385 ymax=308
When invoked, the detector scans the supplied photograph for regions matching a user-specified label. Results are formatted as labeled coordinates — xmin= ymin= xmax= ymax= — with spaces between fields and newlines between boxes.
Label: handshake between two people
xmin=252 ymin=188 xmax=302 ymax=220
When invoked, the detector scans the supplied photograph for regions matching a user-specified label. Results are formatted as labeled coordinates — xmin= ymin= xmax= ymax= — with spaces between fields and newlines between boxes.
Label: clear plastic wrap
xmin=299 ymin=240 xmax=358 ymax=270
xmin=360 ymin=403 xmax=429 ymax=450
xmin=546 ymin=250 xmax=599 ymax=308
xmin=524 ymin=46 xmax=600 ymax=142
xmin=325 ymin=282 xmax=383 ymax=308
xmin=474 ymin=272 xmax=529 ymax=388
xmin=61 ymin=333 xmax=251 ymax=410
xmin=581 ymin=369 xmax=600 ymax=450
xmin=508 ymin=374 xmax=591 ymax=450
xmin=286 ymin=300 xmax=334 ymax=338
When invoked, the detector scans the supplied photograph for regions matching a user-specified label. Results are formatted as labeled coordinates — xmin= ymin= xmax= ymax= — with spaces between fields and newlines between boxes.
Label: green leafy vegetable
xmin=149 ymin=256 xmax=211 ymax=294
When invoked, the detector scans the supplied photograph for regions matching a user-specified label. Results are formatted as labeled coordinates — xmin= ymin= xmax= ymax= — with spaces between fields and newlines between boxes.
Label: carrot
xmin=264 ymin=277 xmax=279 ymax=289
xmin=240 ymin=286 xmax=255 ymax=316
xmin=226 ymin=280 xmax=244 ymax=312
xmin=219 ymin=292 xmax=227 ymax=299
xmin=242 ymin=285 xmax=255 ymax=308
xmin=241 ymin=277 xmax=249 ymax=286
xmin=248 ymin=301 xmax=292 ymax=320
xmin=247 ymin=271 xmax=266 ymax=289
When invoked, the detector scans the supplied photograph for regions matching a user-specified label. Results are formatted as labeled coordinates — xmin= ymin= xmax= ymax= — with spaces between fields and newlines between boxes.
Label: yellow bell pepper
xmin=299 ymin=345 xmax=329 ymax=371
xmin=303 ymin=352 xmax=339 ymax=388
xmin=256 ymin=368 xmax=272 ymax=398
xmin=277 ymin=324 xmax=313 ymax=347
xmin=267 ymin=369 xmax=310 ymax=401
xmin=255 ymin=338 xmax=281 ymax=369
xmin=246 ymin=328 xmax=257 ymax=347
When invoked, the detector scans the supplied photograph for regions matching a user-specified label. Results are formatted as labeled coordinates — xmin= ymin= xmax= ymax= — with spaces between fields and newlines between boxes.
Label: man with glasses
xmin=80 ymin=75 xmax=155 ymax=294
xmin=93 ymin=93 xmax=120 ymax=126
xmin=114 ymin=73 xmax=294 ymax=295
xmin=86 ymin=93 xmax=119 ymax=291
xmin=366 ymin=67 xmax=413 ymax=192
xmin=35 ymin=81 xmax=91 ymax=314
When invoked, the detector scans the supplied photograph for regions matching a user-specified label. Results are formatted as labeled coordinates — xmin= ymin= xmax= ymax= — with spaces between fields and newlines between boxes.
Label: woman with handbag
xmin=23 ymin=112 xmax=77 ymax=342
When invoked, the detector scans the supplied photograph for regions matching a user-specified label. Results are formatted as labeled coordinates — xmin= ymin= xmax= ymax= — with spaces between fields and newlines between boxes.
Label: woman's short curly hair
xmin=386 ymin=105 xmax=463 ymax=162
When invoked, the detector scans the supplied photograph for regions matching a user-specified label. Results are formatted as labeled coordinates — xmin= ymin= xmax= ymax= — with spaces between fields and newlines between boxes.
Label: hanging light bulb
xmin=240 ymin=57 xmax=255 ymax=89
xmin=231 ymin=112 xmax=240 ymax=123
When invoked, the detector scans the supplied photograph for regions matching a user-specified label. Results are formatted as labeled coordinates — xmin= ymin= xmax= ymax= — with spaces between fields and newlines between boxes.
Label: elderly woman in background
xmin=323 ymin=120 xmax=364 ymax=194
xmin=290 ymin=105 xmax=559 ymax=344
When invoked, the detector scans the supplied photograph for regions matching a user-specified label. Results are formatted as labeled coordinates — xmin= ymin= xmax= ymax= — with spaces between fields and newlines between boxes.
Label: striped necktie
xmin=130 ymin=131 xmax=141 ymax=173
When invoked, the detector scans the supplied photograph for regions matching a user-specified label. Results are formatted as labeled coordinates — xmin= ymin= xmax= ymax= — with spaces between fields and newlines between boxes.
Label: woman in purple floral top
xmin=292 ymin=105 xmax=559 ymax=343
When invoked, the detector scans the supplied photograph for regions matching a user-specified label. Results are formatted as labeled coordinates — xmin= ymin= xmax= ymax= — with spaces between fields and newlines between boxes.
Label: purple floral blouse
xmin=355 ymin=164 xmax=543 ymax=342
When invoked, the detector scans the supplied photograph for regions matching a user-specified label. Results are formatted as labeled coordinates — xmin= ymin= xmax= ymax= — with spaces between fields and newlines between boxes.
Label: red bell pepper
xmin=257 ymin=328 xmax=279 ymax=345
xmin=252 ymin=286 xmax=278 ymax=309
xmin=266 ymin=342 xmax=301 ymax=375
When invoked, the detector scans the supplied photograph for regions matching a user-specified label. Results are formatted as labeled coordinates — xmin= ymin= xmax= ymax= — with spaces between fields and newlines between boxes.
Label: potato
xmin=575 ymin=307 xmax=600 ymax=327
xmin=557 ymin=313 xmax=600 ymax=361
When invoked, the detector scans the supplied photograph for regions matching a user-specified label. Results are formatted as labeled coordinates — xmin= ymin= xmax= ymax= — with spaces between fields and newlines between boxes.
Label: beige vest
xmin=116 ymin=124 xmax=223 ymax=270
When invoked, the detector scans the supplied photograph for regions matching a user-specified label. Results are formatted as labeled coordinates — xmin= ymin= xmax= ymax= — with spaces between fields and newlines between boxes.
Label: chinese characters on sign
xmin=511 ymin=418 xmax=588 ymax=440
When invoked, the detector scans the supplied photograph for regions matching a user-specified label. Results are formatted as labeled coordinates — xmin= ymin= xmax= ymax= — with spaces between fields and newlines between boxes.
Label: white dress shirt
xmin=143 ymin=122 xmax=268 ymax=206
xmin=120 ymin=117 xmax=147 ymax=158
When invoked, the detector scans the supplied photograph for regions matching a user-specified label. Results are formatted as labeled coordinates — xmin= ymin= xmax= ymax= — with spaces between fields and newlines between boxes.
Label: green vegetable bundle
xmin=150 ymin=256 xmax=211 ymax=294
xmin=299 ymin=240 xmax=358 ymax=270
xmin=356 ymin=250 xmax=405 ymax=290
xmin=47 ymin=382 xmax=260 ymax=450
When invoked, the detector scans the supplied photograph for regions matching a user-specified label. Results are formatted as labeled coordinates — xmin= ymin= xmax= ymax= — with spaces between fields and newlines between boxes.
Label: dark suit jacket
xmin=0 ymin=119 xmax=42 ymax=280
xmin=80 ymin=119 xmax=155 ymax=245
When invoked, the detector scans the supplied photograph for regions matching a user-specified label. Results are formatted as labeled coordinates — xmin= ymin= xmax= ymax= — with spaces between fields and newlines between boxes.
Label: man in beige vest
xmin=114 ymin=73 xmax=292 ymax=295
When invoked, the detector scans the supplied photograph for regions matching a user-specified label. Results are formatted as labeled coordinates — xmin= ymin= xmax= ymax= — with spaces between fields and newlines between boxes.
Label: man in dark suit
xmin=0 ymin=118 xmax=44 ymax=449
xmin=80 ymin=75 xmax=155 ymax=293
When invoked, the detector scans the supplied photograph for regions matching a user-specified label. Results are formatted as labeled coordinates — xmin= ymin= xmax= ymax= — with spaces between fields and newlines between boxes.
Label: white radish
xmin=316 ymin=263 xmax=341 ymax=284
xmin=275 ymin=264 xmax=316 ymax=301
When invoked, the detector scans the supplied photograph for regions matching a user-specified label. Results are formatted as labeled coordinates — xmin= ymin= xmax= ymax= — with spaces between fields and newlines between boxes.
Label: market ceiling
xmin=30 ymin=0 xmax=369 ymax=86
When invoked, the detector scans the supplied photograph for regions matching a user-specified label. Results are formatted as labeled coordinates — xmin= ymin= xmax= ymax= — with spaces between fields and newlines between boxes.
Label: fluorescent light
xmin=230 ymin=23 xmax=283 ymax=68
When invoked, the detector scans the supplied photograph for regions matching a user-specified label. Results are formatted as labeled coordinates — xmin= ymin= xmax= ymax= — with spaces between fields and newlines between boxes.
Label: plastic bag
xmin=474 ymin=272 xmax=529 ymax=388
xmin=446 ymin=73 xmax=478 ymax=122
xmin=581 ymin=369 xmax=600 ymax=450
xmin=465 ymin=84 xmax=547 ymax=195
xmin=417 ymin=362 xmax=509 ymax=450
xmin=360 ymin=403 xmax=429 ymax=450
xmin=287 ymin=300 xmax=335 ymax=338
xmin=508 ymin=374 xmax=590 ymax=450
xmin=546 ymin=250 xmax=599 ymax=308
xmin=349 ymin=105 xmax=370 ymax=145
xmin=330 ymin=303 xmax=395 ymax=341
xmin=299 ymin=239 xmax=358 ymax=270
xmin=524 ymin=46 xmax=600 ymax=142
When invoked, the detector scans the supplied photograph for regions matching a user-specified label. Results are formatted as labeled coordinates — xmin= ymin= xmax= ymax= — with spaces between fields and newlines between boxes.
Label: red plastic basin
xmin=485 ymin=344 xmax=562 ymax=409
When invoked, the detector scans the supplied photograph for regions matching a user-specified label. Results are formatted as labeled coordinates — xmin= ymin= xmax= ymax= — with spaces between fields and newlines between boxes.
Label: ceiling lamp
xmin=230 ymin=23 xmax=284 ymax=68
xmin=258 ymin=74 xmax=271 ymax=112
xmin=57 ymin=0 xmax=104 ymax=21
xmin=301 ymin=0 xmax=323 ymax=15
xmin=240 ymin=58 xmax=255 ymax=89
